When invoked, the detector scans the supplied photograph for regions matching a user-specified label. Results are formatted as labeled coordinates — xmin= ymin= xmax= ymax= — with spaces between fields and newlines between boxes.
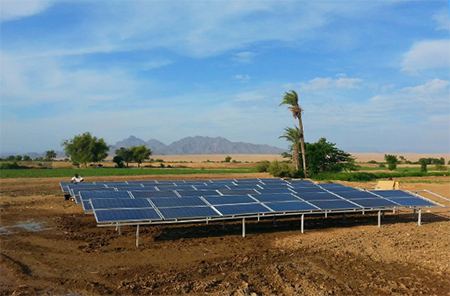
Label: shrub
xmin=0 ymin=162 xmax=21 ymax=170
xmin=378 ymin=164 xmax=386 ymax=168
xmin=367 ymin=160 xmax=378 ymax=164
xmin=256 ymin=161 xmax=270 ymax=172
xmin=434 ymin=164 xmax=448 ymax=171
xmin=224 ymin=156 xmax=232 ymax=162
xmin=268 ymin=161 xmax=295 ymax=178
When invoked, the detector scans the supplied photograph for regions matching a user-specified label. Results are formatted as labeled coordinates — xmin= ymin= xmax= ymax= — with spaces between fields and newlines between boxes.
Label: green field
xmin=0 ymin=167 xmax=257 ymax=179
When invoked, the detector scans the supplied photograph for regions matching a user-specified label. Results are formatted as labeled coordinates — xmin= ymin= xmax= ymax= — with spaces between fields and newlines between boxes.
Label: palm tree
xmin=279 ymin=126 xmax=301 ymax=171
xmin=280 ymin=90 xmax=308 ymax=177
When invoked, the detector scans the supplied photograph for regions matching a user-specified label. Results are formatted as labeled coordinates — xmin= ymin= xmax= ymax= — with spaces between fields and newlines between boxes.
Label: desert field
xmin=1 ymin=173 xmax=449 ymax=296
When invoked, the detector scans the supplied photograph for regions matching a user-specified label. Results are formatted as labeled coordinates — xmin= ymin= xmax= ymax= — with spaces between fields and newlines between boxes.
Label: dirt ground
xmin=1 ymin=174 xmax=449 ymax=296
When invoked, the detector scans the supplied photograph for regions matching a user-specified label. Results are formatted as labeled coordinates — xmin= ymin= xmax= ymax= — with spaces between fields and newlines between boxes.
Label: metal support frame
xmin=378 ymin=210 xmax=381 ymax=228
xmin=136 ymin=224 xmax=140 ymax=247
xmin=301 ymin=214 xmax=304 ymax=233
xmin=242 ymin=218 xmax=246 ymax=238
xmin=418 ymin=209 xmax=422 ymax=226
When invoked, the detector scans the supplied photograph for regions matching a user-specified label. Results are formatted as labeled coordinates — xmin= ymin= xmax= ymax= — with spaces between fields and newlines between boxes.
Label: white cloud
xmin=142 ymin=60 xmax=173 ymax=70
xmin=0 ymin=0 xmax=53 ymax=22
xmin=232 ymin=74 xmax=251 ymax=82
xmin=232 ymin=51 xmax=256 ymax=64
xmin=299 ymin=77 xmax=363 ymax=92
xmin=401 ymin=39 xmax=450 ymax=72
xmin=433 ymin=9 xmax=450 ymax=31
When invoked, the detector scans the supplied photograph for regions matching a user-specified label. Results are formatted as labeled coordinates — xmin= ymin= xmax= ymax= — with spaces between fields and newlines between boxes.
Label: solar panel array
xmin=60 ymin=178 xmax=439 ymax=225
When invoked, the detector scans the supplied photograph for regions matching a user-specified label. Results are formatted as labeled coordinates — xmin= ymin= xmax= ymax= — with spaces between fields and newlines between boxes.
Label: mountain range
xmin=6 ymin=136 xmax=285 ymax=158
xmin=111 ymin=135 xmax=286 ymax=155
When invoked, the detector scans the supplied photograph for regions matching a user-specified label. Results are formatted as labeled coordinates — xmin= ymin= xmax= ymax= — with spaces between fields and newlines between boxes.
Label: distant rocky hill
xmin=110 ymin=135 xmax=285 ymax=155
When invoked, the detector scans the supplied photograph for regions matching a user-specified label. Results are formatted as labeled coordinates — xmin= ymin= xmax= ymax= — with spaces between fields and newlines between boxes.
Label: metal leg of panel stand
xmin=136 ymin=225 xmax=140 ymax=247
xmin=413 ymin=208 xmax=416 ymax=214
xmin=393 ymin=207 xmax=396 ymax=214
xmin=242 ymin=218 xmax=246 ymax=238
xmin=257 ymin=215 xmax=260 ymax=222
xmin=382 ymin=211 xmax=385 ymax=219
xmin=273 ymin=216 xmax=276 ymax=226
xmin=118 ymin=224 xmax=122 ymax=236
xmin=362 ymin=209 xmax=365 ymax=215
xmin=206 ymin=218 xmax=209 ymax=225
xmin=301 ymin=214 xmax=304 ymax=234
xmin=418 ymin=209 xmax=422 ymax=226
xmin=222 ymin=220 xmax=225 ymax=229
xmin=343 ymin=213 xmax=346 ymax=220
xmin=325 ymin=211 xmax=328 ymax=218
xmin=378 ymin=210 xmax=381 ymax=228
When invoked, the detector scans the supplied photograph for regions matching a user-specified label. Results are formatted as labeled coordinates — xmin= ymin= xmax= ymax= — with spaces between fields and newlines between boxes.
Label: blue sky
xmin=1 ymin=0 xmax=449 ymax=154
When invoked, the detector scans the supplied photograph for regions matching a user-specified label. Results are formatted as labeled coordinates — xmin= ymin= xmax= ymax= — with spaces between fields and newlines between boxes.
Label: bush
xmin=256 ymin=161 xmax=270 ymax=172
xmin=434 ymin=164 xmax=448 ymax=171
xmin=367 ymin=160 xmax=378 ymax=164
xmin=0 ymin=162 xmax=28 ymax=170
xmin=268 ymin=161 xmax=296 ymax=178
xmin=224 ymin=156 xmax=232 ymax=162
xmin=378 ymin=164 xmax=386 ymax=168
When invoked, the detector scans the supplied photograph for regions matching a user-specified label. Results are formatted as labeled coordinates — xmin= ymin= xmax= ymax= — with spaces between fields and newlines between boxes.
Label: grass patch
xmin=0 ymin=167 xmax=257 ymax=179
xmin=311 ymin=171 xmax=450 ymax=182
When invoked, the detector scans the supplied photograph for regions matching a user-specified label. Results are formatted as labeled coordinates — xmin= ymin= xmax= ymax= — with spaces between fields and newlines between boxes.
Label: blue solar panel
xmin=155 ymin=185 xmax=194 ymax=191
xmin=131 ymin=191 xmax=178 ymax=198
xmin=296 ymin=192 xmax=342 ymax=201
xmin=217 ymin=189 xmax=258 ymax=195
xmin=319 ymin=183 xmax=347 ymax=188
xmin=126 ymin=180 xmax=158 ymax=185
xmin=82 ymin=200 xmax=92 ymax=211
xmin=90 ymin=198 xmax=152 ymax=210
xmin=193 ymin=184 xmax=230 ymax=190
xmin=75 ymin=195 xmax=82 ymax=203
xmin=80 ymin=191 xmax=131 ymax=200
xmin=95 ymin=208 xmax=161 ymax=222
xmin=290 ymin=187 xmax=325 ymax=193
xmin=309 ymin=200 xmax=360 ymax=210
xmin=325 ymin=187 xmax=359 ymax=192
xmin=114 ymin=186 xmax=152 ymax=191
xmin=176 ymin=190 xmax=219 ymax=197
xmin=150 ymin=197 xmax=207 ymax=208
xmin=372 ymin=190 xmax=415 ymax=198
xmin=264 ymin=201 xmax=318 ymax=212
xmin=158 ymin=206 xmax=220 ymax=219
xmin=98 ymin=181 xmax=128 ymax=186
xmin=251 ymin=193 xmax=300 ymax=203
xmin=336 ymin=191 xmax=378 ymax=199
xmin=214 ymin=204 xmax=272 ymax=216
xmin=385 ymin=197 xmax=436 ymax=207
xmin=71 ymin=188 xmax=117 ymax=196
xmin=254 ymin=189 xmax=294 ymax=195
xmin=204 ymin=195 xmax=256 ymax=205
xmin=352 ymin=198 xmax=398 ymax=208
xmin=288 ymin=180 xmax=315 ymax=185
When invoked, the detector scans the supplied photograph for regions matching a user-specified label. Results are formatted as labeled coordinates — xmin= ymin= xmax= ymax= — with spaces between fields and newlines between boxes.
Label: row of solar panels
xmin=61 ymin=179 xmax=438 ymax=224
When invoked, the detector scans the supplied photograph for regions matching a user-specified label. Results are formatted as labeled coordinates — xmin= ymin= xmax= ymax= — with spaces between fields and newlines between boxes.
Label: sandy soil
xmin=1 ymin=175 xmax=449 ymax=296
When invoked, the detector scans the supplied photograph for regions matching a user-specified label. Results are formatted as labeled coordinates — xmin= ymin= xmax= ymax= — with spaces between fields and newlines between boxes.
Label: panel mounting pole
xmin=325 ymin=211 xmax=327 ymax=218
xmin=418 ymin=208 xmax=422 ymax=226
xmin=136 ymin=224 xmax=140 ymax=247
xmin=301 ymin=214 xmax=304 ymax=234
xmin=222 ymin=219 xmax=225 ymax=229
xmin=378 ymin=210 xmax=381 ymax=228
xmin=242 ymin=218 xmax=246 ymax=238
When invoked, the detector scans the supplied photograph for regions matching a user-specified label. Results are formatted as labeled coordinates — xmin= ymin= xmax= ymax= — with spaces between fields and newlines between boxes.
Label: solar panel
xmin=351 ymin=198 xmax=398 ymax=208
xmin=372 ymin=190 xmax=415 ymax=198
xmin=150 ymin=197 xmax=207 ymax=208
xmin=214 ymin=204 xmax=272 ymax=216
xmin=95 ymin=208 xmax=161 ymax=223
xmin=82 ymin=200 xmax=92 ymax=211
xmin=97 ymin=181 xmax=128 ymax=186
xmin=288 ymin=180 xmax=315 ymax=185
xmin=90 ymin=198 xmax=153 ymax=210
xmin=126 ymin=180 xmax=158 ymax=185
xmin=384 ymin=197 xmax=436 ymax=207
xmin=114 ymin=186 xmax=152 ymax=191
xmin=264 ymin=201 xmax=318 ymax=212
xmin=290 ymin=187 xmax=325 ymax=193
xmin=254 ymin=189 xmax=294 ymax=195
xmin=309 ymin=200 xmax=360 ymax=210
xmin=250 ymin=193 xmax=300 ymax=203
xmin=319 ymin=183 xmax=347 ymax=188
xmin=217 ymin=189 xmax=258 ymax=195
xmin=176 ymin=190 xmax=219 ymax=197
xmin=296 ymin=192 xmax=343 ymax=201
xmin=204 ymin=195 xmax=257 ymax=205
xmin=335 ymin=190 xmax=378 ymax=199
xmin=158 ymin=206 xmax=220 ymax=219
xmin=325 ymin=187 xmax=359 ymax=192
xmin=80 ymin=191 xmax=131 ymax=200
xmin=71 ymin=188 xmax=117 ymax=196
xmin=130 ymin=190 xmax=178 ymax=198
xmin=193 ymin=184 xmax=230 ymax=190
xmin=155 ymin=185 xmax=195 ymax=191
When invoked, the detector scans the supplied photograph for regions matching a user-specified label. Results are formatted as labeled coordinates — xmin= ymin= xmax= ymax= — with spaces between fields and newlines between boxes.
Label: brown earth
xmin=1 ymin=174 xmax=449 ymax=296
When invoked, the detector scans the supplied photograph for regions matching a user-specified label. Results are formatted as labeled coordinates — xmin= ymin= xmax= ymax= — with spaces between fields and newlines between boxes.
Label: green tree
xmin=224 ymin=156 xmax=232 ymax=163
xmin=115 ymin=147 xmax=134 ymax=167
xmin=419 ymin=158 xmax=428 ymax=172
xmin=45 ymin=150 xmax=57 ymax=161
xmin=6 ymin=155 xmax=15 ymax=161
xmin=15 ymin=155 xmax=22 ymax=162
xmin=279 ymin=126 xmax=301 ymax=171
xmin=112 ymin=155 xmax=124 ymax=168
xmin=23 ymin=155 xmax=31 ymax=161
xmin=280 ymin=90 xmax=308 ymax=177
xmin=384 ymin=154 xmax=398 ymax=171
xmin=305 ymin=138 xmax=355 ymax=175
xmin=130 ymin=145 xmax=151 ymax=168
xmin=61 ymin=132 xmax=109 ymax=166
